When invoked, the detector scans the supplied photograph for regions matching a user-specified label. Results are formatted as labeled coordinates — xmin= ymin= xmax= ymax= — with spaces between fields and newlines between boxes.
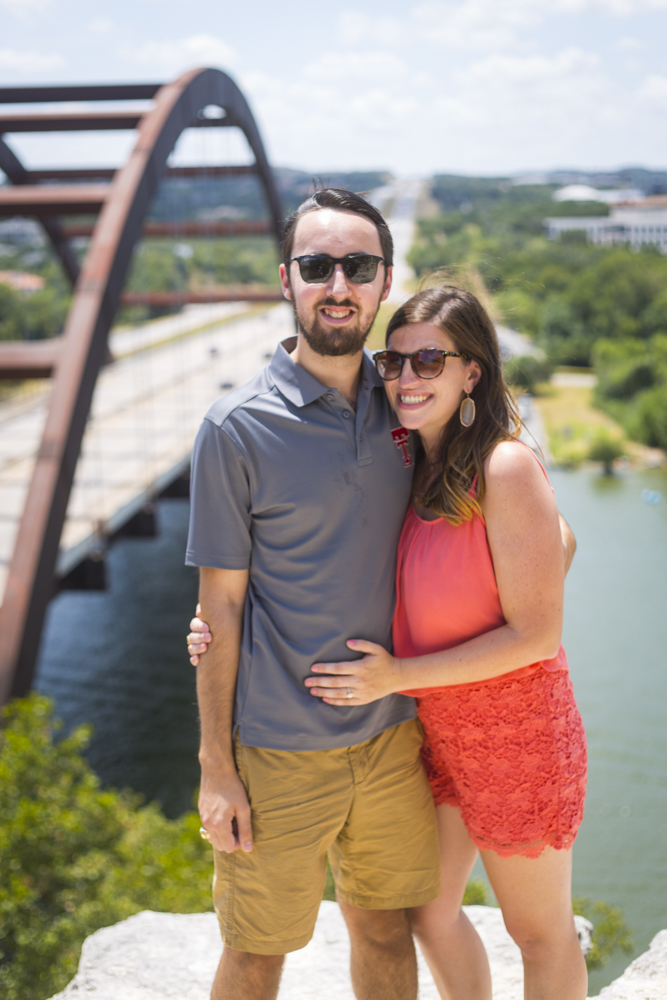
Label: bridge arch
xmin=0 ymin=68 xmax=285 ymax=702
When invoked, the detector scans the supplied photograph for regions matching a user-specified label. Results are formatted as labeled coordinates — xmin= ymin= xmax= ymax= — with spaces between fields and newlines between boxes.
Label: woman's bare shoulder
xmin=483 ymin=440 xmax=545 ymax=489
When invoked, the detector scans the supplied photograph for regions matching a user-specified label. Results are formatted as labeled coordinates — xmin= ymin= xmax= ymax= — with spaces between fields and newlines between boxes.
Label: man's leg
xmin=339 ymin=902 xmax=417 ymax=1000
xmin=330 ymin=721 xmax=440 ymax=1000
xmin=211 ymin=947 xmax=284 ymax=1000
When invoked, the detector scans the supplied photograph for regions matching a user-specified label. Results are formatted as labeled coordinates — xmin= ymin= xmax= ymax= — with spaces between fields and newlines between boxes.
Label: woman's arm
xmin=306 ymin=442 xmax=566 ymax=706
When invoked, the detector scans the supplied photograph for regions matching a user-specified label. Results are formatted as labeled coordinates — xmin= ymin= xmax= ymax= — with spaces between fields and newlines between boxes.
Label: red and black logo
xmin=391 ymin=427 xmax=413 ymax=468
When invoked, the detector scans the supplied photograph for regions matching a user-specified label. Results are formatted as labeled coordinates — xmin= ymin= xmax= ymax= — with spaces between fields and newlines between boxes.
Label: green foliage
xmin=546 ymin=422 xmax=594 ymax=469
xmin=572 ymin=897 xmax=634 ymax=970
xmin=504 ymin=355 xmax=554 ymax=395
xmin=0 ymin=695 xmax=214 ymax=1000
xmin=587 ymin=430 xmax=626 ymax=473
xmin=0 ymin=261 xmax=70 ymax=342
xmin=593 ymin=336 xmax=667 ymax=449
xmin=323 ymin=861 xmax=336 ymax=902
xmin=0 ymin=283 xmax=20 ymax=341
xmin=462 ymin=878 xmax=490 ymax=905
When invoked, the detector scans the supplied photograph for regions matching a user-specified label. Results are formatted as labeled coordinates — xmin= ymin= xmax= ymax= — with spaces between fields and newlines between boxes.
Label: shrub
xmin=572 ymin=897 xmax=634 ymax=970
xmin=587 ymin=430 xmax=626 ymax=474
xmin=593 ymin=335 xmax=667 ymax=449
xmin=0 ymin=695 xmax=213 ymax=1000
xmin=463 ymin=878 xmax=490 ymax=905
xmin=635 ymin=383 xmax=667 ymax=450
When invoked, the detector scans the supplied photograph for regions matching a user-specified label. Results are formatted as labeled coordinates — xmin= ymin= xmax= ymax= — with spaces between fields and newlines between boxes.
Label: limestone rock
xmin=45 ymin=901 xmax=609 ymax=1000
xmin=594 ymin=930 xmax=667 ymax=999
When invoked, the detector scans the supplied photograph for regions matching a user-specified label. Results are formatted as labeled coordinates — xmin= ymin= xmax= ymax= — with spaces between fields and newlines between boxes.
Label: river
xmin=34 ymin=466 xmax=667 ymax=995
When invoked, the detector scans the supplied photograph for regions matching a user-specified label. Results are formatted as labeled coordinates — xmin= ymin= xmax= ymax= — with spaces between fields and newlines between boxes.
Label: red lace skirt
xmin=417 ymin=664 xmax=587 ymax=859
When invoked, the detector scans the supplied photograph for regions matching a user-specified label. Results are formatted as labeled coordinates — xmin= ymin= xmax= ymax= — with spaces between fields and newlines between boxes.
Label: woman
xmin=189 ymin=285 xmax=588 ymax=1000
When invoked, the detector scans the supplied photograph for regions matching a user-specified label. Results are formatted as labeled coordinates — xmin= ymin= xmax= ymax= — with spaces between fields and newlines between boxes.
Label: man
xmin=186 ymin=189 xmax=442 ymax=1000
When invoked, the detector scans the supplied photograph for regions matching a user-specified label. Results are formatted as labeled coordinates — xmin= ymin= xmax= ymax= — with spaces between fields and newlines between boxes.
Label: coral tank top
xmin=393 ymin=494 xmax=568 ymax=697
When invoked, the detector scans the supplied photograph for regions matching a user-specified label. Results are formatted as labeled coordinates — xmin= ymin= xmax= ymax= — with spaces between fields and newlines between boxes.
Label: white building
xmin=552 ymin=184 xmax=644 ymax=204
xmin=545 ymin=208 xmax=667 ymax=253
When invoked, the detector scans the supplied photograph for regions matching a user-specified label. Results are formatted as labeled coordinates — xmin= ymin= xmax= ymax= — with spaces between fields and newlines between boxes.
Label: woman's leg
xmin=481 ymin=845 xmax=587 ymax=1000
xmin=409 ymin=804 xmax=492 ymax=1000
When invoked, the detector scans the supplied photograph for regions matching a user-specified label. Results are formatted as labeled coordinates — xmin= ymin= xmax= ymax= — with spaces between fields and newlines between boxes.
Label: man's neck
xmin=291 ymin=334 xmax=364 ymax=408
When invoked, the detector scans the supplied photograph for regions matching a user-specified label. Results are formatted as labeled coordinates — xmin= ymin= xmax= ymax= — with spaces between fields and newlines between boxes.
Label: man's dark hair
xmin=281 ymin=188 xmax=394 ymax=269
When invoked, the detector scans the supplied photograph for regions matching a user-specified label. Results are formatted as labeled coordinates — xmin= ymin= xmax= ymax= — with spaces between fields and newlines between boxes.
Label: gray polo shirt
xmin=186 ymin=337 xmax=416 ymax=751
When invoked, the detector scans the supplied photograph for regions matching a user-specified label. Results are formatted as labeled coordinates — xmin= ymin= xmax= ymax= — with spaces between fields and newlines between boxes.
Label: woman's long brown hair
xmin=385 ymin=285 xmax=522 ymax=524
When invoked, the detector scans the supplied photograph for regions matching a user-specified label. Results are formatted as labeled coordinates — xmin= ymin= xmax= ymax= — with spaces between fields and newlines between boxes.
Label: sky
xmin=1 ymin=0 xmax=666 ymax=177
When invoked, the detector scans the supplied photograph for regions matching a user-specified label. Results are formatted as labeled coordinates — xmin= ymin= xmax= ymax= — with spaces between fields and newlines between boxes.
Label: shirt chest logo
xmin=391 ymin=427 xmax=413 ymax=468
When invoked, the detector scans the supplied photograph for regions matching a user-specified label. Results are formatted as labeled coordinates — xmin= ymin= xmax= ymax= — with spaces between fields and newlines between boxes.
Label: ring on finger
xmin=346 ymin=687 xmax=353 ymax=699
xmin=199 ymin=826 xmax=211 ymax=841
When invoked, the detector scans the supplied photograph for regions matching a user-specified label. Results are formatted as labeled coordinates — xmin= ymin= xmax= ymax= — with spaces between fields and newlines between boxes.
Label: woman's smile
xmin=398 ymin=392 xmax=432 ymax=407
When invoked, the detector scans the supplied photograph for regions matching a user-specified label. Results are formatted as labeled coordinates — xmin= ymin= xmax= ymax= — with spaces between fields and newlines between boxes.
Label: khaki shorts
xmin=212 ymin=718 xmax=440 ymax=954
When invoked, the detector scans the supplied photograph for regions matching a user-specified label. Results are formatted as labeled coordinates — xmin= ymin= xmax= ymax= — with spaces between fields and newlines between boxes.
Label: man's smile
xmin=319 ymin=305 xmax=356 ymax=324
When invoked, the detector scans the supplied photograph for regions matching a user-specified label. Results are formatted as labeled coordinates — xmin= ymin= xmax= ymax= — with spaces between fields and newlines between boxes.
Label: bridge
xmin=0 ymin=69 xmax=290 ymax=704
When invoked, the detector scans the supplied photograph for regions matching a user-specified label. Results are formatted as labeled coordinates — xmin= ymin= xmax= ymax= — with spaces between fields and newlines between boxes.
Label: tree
xmin=587 ymin=430 xmax=625 ymax=474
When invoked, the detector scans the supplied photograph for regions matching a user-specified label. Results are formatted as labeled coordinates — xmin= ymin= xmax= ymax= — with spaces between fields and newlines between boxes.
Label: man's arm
xmin=197 ymin=566 xmax=252 ymax=854
xmin=559 ymin=512 xmax=576 ymax=576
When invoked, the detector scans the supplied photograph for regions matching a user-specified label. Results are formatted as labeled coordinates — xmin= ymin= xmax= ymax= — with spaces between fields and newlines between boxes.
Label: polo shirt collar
xmin=269 ymin=337 xmax=383 ymax=408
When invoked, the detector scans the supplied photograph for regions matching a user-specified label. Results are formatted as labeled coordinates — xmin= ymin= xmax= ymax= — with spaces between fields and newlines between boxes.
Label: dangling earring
xmin=460 ymin=392 xmax=476 ymax=427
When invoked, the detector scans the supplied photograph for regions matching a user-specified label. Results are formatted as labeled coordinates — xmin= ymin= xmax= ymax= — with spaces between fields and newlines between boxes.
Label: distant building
xmin=0 ymin=270 xmax=46 ymax=293
xmin=552 ymin=184 xmax=644 ymax=204
xmin=545 ymin=207 xmax=667 ymax=253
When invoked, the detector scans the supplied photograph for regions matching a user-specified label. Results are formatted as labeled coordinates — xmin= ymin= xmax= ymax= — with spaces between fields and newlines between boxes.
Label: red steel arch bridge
xmin=0 ymin=68 xmax=288 ymax=704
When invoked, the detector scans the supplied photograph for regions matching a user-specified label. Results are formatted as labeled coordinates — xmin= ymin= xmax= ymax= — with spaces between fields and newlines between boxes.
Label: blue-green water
xmin=35 ymin=469 xmax=667 ymax=994
xmin=555 ymin=466 xmax=667 ymax=993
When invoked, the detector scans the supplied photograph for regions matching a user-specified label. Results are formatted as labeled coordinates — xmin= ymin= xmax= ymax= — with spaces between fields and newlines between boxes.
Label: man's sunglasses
xmin=374 ymin=348 xmax=469 ymax=381
xmin=290 ymin=253 xmax=385 ymax=284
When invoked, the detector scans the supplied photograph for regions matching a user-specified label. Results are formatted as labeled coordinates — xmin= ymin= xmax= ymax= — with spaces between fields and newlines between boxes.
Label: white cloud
xmin=337 ymin=13 xmax=405 ymax=47
xmin=463 ymin=47 xmax=601 ymax=86
xmin=637 ymin=74 xmax=667 ymax=107
xmin=88 ymin=18 xmax=113 ymax=34
xmin=337 ymin=0 xmax=667 ymax=54
xmin=120 ymin=34 xmax=237 ymax=73
xmin=0 ymin=47 xmax=65 ymax=74
xmin=615 ymin=36 xmax=642 ymax=49
xmin=0 ymin=0 xmax=50 ymax=12
xmin=416 ymin=0 xmax=667 ymax=20
xmin=303 ymin=51 xmax=410 ymax=84
xmin=444 ymin=47 xmax=612 ymax=139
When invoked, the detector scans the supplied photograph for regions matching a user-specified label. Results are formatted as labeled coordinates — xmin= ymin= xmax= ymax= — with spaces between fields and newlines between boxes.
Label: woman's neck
xmin=417 ymin=428 xmax=442 ymax=467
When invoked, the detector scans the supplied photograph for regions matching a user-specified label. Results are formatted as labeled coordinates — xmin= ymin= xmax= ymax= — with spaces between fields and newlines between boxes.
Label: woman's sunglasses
xmin=290 ymin=253 xmax=385 ymax=284
xmin=374 ymin=348 xmax=469 ymax=381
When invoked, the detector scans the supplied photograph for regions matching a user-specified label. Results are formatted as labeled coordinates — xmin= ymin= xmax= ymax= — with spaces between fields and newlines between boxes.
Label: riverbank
xmin=532 ymin=372 xmax=666 ymax=471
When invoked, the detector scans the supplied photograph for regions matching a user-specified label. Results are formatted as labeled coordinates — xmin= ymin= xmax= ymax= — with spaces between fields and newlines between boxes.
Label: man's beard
xmin=293 ymin=295 xmax=379 ymax=357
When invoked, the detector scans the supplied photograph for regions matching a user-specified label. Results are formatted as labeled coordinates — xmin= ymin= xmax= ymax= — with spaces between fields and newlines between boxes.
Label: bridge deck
xmin=0 ymin=304 xmax=293 ymax=604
